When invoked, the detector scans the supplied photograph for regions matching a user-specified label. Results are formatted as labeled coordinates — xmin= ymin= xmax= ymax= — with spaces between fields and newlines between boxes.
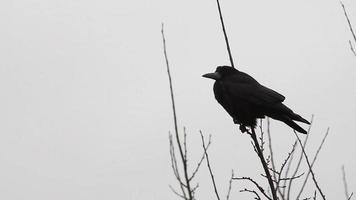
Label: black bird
xmin=203 ymin=66 xmax=310 ymax=134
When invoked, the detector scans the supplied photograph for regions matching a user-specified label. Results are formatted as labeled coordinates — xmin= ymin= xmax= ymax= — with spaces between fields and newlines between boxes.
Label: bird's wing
xmin=224 ymin=73 xmax=285 ymax=105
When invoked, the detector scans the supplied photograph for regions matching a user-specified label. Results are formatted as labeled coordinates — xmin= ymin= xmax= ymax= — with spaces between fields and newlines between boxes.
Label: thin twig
xmin=226 ymin=170 xmax=234 ymax=200
xmin=266 ymin=119 xmax=280 ymax=194
xmin=169 ymin=134 xmax=187 ymax=199
xmin=183 ymin=127 xmax=188 ymax=162
xmin=249 ymin=128 xmax=278 ymax=200
xmin=240 ymin=188 xmax=261 ymax=200
xmin=191 ymin=183 xmax=200 ymax=195
xmin=233 ymin=176 xmax=271 ymax=200
xmin=313 ymin=190 xmax=317 ymax=200
xmin=341 ymin=2 xmax=356 ymax=42
xmin=162 ymin=23 xmax=193 ymax=200
xmin=189 ymin=141 xmax=211 ymax=181
xmin=350 ymin=40 xmax=356 ymax=56
xmin=169 ymin=185 xmax=187 ymax=199
xmin=296 ymin=128 xmax=329 ymax=199
xmin=215 ymin=0 xmax=235 ymax=68
xmin=342 ymin=165 xmax=350 ymax=200
xmin=282 ymin=140 xmax=296 ymax=197
xmin=259 ymin=119 xmax=265 ymax=152
xmin=287 ymin=115 xmax=314 ymax=199
xmin=279 ymin=172 xmax=304 ymax=181
xmin=294 ymin=130 xmax=326 ymax=200
xmin=266 ymin=118 xmax=276 ymax=174
xmin=200 ymin=131 xmax=221 ymax=200
xmin=276 ymin=141 xmax=298 ymax=198
xmin=341 ymin=1 xmax=356 ymax=56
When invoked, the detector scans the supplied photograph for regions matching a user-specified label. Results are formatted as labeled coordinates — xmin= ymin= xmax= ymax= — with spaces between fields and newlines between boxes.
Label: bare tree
xmin=163 ymin=1 xmax=353 ymax=200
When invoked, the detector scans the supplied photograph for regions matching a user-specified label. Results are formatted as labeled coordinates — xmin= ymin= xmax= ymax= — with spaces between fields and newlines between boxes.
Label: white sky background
xmin=0 ymin=0 xmax=355 ymax=199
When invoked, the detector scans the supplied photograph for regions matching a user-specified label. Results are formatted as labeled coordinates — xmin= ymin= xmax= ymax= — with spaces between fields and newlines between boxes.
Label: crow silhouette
xmin=203 ymin=66 xmax=310 ymax=134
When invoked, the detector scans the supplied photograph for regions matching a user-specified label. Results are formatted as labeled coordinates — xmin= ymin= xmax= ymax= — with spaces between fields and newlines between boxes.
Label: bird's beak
xmin=202 ymin=72 xmax=221 ymax=80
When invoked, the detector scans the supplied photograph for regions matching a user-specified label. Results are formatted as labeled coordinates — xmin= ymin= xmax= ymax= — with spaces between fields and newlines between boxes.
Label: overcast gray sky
xmin=0 ymin=0 xmax=355 ymax=199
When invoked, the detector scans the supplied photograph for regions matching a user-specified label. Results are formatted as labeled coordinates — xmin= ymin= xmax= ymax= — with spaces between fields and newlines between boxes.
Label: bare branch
xmin=226 ymin=170 xmax=234 ymax=200
xmin=200 ymin=131 xmax=221 ymax=200
xmin=294 ymin=130 xmax=326 ymax=200
xmin=287 ymin=115 xmax=314 ymax=199
xmin=279 ymin=141 xmax=298 ymax=178
xmin=267 ymin=118 xmax=278 ymax=182
xmin=189 ymin=140 xmax=211 ymax=181
xmin=266 ymin=118 xmax=292 ymax=200
xmin=191 ymin=183 xmax=200 ymax=195
xmin=240 ymin=188 xmax=261 ymax=200
xmin=314 ymin=190 xmax=317 ymax=200
xmin=169 ymin=134 xmax=187 ymax=199
xmin=169 ymin=185 xmax=187 ymax=199
xmin=233 ymin=176 xmax=271 ymax=200
xmin=249 ymin=127 xmax=278 ymax=200
xmin=183 ymin=127 xmax=187 ymax=162
xmin=215 ymin=0 xmax=235 ymax=67
xmin=162 ymin=23 xmax=193 ymax=200
xmin=275 ymin=141 xmax=298 ymax=199
xmin=296 ymin=128 xmax=329 ymax=199
xmin=279 ymin=172 xmax=305 ymax=181
xmin=341 ymin=1 xmax=356 ymax=56
xmin=342 ymin=165 xmax=350 ymax=200
xmin=282 ymin=140 xmax=296 ymax=197
xmin=268 ymin=167 xmax=280 ymax=176
xmin=349 ymin=40 xmax=356 ymax=56
xmin=258 ymin=119 xmax=265 ymax=152
xmin=341 ymin=2 xmax=356 ymax=42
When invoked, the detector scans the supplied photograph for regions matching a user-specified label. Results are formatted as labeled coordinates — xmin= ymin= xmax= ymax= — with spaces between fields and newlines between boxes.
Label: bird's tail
xmin=266 ymin=104 xmax=310 ymax=134
xmin=290 ymin=113 xmax=310 ymax=124
xmin=281 ymin=116 xmax=308 ymax=134
xmin=274 ymin=104 xmax=310 ymax=125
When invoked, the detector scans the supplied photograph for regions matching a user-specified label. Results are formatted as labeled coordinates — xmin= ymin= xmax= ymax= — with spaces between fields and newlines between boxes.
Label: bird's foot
xmin=239 ymin=125 xmax=247 ymax=133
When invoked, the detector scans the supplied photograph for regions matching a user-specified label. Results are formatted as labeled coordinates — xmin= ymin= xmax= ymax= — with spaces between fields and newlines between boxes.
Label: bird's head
xmin=202 ymin=65 xmax=237 ymax=80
